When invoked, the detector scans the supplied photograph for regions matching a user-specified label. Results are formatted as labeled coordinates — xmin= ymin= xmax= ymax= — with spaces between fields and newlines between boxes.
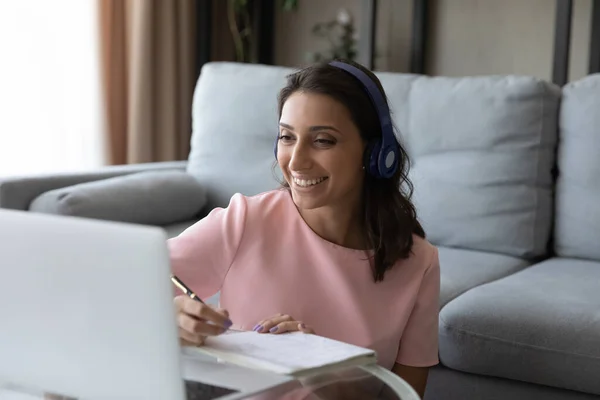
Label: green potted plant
xmin=307 ymin=8 xmax=357 ymax=63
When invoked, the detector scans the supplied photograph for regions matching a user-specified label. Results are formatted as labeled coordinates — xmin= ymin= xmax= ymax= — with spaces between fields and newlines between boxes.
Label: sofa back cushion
xmin=398 ymin=75 xmax=561 ymax=259
xmin=555 ymin=74 xmax=600 ymax=260
xmin=189 ymin=62 xmax=560 ymax=258
xmin=187 ymin=62 xmax=295 ymax=210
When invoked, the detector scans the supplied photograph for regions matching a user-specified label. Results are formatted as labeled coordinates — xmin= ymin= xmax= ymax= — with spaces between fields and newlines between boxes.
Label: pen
xmin=171 ymin=274 xmax=204 ymax=304
xmin=171 ymin=274 xmax=239 ymax=332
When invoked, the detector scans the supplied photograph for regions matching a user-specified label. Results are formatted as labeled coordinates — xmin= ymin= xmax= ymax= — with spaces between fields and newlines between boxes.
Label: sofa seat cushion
xmin=439 ymin=258 xmax=600 ymax=395
xmin=438 ymin=246 xmax=530 ymax=307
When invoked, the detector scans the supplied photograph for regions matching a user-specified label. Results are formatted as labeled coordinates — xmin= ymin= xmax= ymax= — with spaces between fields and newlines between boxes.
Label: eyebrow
xmin=279 ymin=123 xmax=341 ymax=133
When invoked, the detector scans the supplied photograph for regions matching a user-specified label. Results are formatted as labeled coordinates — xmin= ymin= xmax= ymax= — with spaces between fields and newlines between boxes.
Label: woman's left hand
xmin=253 ymin=313 xmax=316 ymax=335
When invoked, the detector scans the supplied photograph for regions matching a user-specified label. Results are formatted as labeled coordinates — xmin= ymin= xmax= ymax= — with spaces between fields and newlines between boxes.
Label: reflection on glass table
xmin=1 ymin=359 xmax=419 ymax=400
xmin=233 ymin=365 xmax=413 ymax=400
xmin=182 ymin=349 xmax=421 ymax=400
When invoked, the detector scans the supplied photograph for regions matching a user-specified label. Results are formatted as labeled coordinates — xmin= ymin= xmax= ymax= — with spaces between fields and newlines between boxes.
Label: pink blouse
xmin=168 ymin=189 xmax=440 ymax=370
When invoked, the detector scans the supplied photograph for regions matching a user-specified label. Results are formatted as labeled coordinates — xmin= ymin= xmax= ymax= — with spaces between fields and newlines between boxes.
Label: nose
xmin=288 ymin=141 xmax=313 ymax=172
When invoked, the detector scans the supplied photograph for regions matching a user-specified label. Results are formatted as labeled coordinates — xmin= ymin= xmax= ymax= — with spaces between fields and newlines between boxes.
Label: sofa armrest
xmin=0 ymin=161 xmax=187 ymax=210
xmin=27 ymin=169 xmax=206 ymax=226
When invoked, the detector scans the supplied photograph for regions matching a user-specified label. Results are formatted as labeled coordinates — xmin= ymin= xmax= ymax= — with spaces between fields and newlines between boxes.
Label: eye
xmin=315 ymin=138 xmax=335 ymax=146
xmin=278 ymin=134 xmax=294 ymax=143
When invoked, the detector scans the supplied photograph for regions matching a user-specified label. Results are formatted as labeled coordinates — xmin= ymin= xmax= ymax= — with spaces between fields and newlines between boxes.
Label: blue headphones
xmin=274 ymin=60 xmax=400 ymax=179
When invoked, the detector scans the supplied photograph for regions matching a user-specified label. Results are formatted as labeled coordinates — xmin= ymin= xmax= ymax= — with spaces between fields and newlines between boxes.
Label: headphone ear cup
xmin=363 ymin=139 xmax=382 ymax=178
xmin=379 ymin=144 xmax=399 ymax=178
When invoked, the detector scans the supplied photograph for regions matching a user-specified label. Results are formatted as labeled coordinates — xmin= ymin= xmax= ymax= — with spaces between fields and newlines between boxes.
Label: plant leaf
xmin=281 ymin=0 xmax=298 ymax=11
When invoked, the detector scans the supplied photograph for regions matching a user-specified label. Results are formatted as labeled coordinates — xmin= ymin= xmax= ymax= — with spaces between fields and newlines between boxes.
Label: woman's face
xmin=277 ymin=91 xmax=366 ymax=212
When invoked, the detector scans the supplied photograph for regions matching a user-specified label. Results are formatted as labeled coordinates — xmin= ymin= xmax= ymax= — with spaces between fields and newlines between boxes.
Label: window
xmin=0 ymin=0 xmax=106 ymax=177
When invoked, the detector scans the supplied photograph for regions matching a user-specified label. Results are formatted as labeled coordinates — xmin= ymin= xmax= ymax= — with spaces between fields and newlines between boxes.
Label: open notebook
xmin=182 ymin=331 xmax=377 ymax=377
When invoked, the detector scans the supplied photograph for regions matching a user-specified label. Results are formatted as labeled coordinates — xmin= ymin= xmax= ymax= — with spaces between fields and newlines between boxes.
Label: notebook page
xmin=201 ymin=331 xmax=375 ymax=372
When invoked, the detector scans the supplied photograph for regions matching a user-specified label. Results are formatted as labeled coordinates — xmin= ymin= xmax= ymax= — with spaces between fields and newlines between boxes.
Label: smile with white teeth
xmin=292 ymin=176 xmax=328 ymax=187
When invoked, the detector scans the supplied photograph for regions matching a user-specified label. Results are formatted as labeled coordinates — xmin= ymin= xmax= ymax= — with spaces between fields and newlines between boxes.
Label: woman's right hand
xmin=174 ymin=295 xmax=233 ymax=345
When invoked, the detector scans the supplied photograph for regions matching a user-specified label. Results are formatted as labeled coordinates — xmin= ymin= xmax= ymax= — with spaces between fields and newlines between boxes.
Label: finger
xmin=299 ymin=323 xmax=316 ymax=334
xmin=173 ymin=295 xmax=187 ymax=311
xmin=178 ymin=327 xmax=205 ymax=346
xmin=178 ymin=313 xmax=227 ymax=337
xmin=253 ymin=313 xmax=283 ymax=330
xmin=254 ymin=314 xmax=293 ymax=333
xmin=253 ymin=318 xmax=273 ymax=332
xmin=216 ymin=308 xmax=229 ymax=318
xmin=180 ymin=298 xmax=232 ymax=328
xmin=253 ymin=314 xmax=280 ymax=333
xmin=268 ymin=321 xmax=302 ymax=334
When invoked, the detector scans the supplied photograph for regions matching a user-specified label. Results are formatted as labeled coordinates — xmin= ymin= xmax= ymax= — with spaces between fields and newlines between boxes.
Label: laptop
xmin=0 ymin=209 xmax=239 ymax=400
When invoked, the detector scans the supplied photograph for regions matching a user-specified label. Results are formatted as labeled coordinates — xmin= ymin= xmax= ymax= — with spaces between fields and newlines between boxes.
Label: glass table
xmin=0 ymin=352 xmax=420 ymax=400
xmin=184 ymin=351 xmax=420 ymax=400
xmin=200 ymin=365 xmax=421 ymax=400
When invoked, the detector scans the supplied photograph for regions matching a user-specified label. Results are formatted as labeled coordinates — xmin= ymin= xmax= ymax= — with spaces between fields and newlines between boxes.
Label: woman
xmin=169 ymin=59 xmax=440 ymax=397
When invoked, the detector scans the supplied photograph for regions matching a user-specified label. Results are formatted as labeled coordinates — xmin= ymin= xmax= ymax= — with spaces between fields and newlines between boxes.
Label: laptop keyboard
xmin=184 ymin=380 xmax=239 ymax=400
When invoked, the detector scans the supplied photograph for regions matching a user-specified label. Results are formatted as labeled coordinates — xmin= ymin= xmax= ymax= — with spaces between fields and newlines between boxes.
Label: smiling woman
xmin=274 ymin=61 xmax=426 ymax=281
xmin=0 ymin=0 xmax=106 ymax=177
xmin=168 ymin=59 xmax=440 ymax=398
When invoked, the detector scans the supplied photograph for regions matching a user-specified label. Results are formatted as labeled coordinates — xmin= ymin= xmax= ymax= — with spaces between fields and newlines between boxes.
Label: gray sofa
xmin=1 ymin=62 xmax=599 ymax=400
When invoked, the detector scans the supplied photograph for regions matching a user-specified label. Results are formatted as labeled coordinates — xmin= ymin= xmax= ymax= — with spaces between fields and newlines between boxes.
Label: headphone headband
xmin=328 ymin=61 xmax=392 ymax=138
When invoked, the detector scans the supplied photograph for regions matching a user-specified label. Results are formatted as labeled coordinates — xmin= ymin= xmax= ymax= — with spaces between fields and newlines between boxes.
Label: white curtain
xmin=0 ymin=0 xmax=106 ymax=178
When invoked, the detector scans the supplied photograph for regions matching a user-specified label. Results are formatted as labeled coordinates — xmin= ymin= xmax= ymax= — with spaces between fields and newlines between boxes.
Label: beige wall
xmin=374 ymin=0 xmax=413 ymax=72
xmin=273 ymin=0 xmax=593 ymax=82
xmin=569 ymin=0 xmax=592 ymax=82
xmin=427 ymin=0 xmax=591 ymax=82
xmin=427 ymin=0 xmax=556 ymax=79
